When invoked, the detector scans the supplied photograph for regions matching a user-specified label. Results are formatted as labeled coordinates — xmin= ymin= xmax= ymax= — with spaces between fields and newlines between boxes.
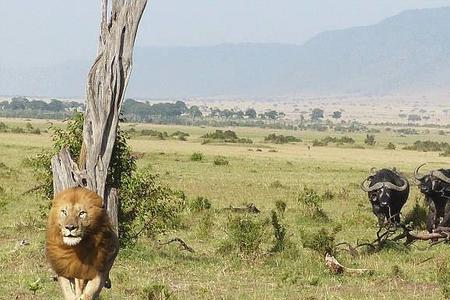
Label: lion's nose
xmin=65 ymin=224 xmax=77 ymax=231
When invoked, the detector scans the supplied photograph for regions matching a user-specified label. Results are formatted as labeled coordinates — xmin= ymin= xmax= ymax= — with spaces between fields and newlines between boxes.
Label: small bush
xmin=119 ymin=169 xmax=187 ymax=245
xmin=0 ymin=122 xmax=7 ymax=132
xmin=264 ymin=133 xmax=301 ymax=144
xmin=301 ymin=228 xmax=337 ymax=255
xmin=201 ymin=130 xmax=253 ymax=144
xmin=190 ymin=152 xmax=204 ymax=161
xmin=275 ymin=200 xmax=287 ymax=217
xmin=404 ymin=140 xmax=450 ymax=153
xmin=214 ymin=156 xmax=229 ymax=166
xmin=11 ymin=127 xmax=24 ymax=133
xmin=297 ymin=187 xmax=329 ymax=221
xmin=364 ymin=134 xmax=376 ymax=146
xmin=386 ymin=142 xmax=396 ymax=150
xmin=171 ymin=130 xmax=189 ymax=141
xmin=220 ymin=214 xmax=269 ymax=257
xmin=142 ymin=284 xmax=176 ymax=300
xmin=271 ymin=211 xmax=286 ymax=252
xmin=189 ymin=196 xmax=212 ymax=212
xmin=141 ymin=129 xmax=168 ymax=140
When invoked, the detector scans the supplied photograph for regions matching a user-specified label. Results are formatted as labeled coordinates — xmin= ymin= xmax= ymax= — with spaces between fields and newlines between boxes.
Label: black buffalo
xmin=361 ymin=168 xmax=409 ymax=226
xmin=414 ymin=164 xmax=450 ymax=233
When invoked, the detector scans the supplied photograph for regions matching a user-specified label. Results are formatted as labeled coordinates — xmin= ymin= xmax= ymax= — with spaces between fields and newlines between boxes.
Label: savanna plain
xmin=1 ymin=109 xmax=450 ymax=299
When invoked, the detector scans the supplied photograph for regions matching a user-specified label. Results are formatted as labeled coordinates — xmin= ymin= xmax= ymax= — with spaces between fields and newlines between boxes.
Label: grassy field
xmin=1 ymin=117 xmax=450 ymax=299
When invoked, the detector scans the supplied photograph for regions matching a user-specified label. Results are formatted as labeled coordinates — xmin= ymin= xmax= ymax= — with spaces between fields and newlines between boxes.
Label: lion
xmin=46 ymin=187 xmax=119 ymax=300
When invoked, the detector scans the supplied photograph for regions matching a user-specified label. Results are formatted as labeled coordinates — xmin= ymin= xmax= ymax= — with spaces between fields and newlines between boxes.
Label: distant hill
xmin=1 ymin=6 xmax=450 ymax=97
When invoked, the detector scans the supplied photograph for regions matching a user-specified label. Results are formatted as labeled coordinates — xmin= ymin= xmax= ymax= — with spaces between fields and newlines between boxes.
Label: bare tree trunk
xmin=51 ymin=0 xmax=147 ymax=233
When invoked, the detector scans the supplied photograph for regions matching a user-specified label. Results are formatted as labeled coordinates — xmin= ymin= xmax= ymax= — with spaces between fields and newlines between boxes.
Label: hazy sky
xmin=1 ymin=0 xmax=450 ymax=67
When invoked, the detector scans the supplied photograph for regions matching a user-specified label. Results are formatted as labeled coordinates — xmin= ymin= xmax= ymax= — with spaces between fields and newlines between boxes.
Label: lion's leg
xmin=79 ymin=273 xmax=106 ymax=300
xmin=57 ymin=276 xmax=76 ymax=300
xmin=74 ymin=279 xmax=86 ymax=297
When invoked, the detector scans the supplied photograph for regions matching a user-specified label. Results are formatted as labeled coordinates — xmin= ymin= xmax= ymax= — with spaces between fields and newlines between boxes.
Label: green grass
xmin=1 ymin=120 xmax=450 ymax=299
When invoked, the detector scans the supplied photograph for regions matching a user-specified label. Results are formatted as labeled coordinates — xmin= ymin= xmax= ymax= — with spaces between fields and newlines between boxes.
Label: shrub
xmin=214 ymin=156 xmax=229 ymax=166
xmin=171 ymin=130 xmax=189 ymax=141
xmin=364 ymin=134 xmax=376 ymax=146
xmin=11 ymin=127 xmax=24 ymax=133
xmin=189 ymin=196 xmax=212 ymax=212
xmin=264 ymin=133 xmax=301 ymax=144
xmin=297 ymin=187 xmax=329 ymax=221
xmin=220 ymin=214 xmax=269 ymax=256
xmin=190 ymin=152 xmax=204 ymax=162
xmin=270 ymin=211 xmax=286 ymax=252
xmin=141 ymin=284 xmax=176 ymax=300
xmin=404 ymin=140 xmax=450 ymax=152
xmin=0 ymin=122 xmax=7 ymax=132
xmin=119 ymin=169 xmax=186 ymax=245
xmin=141 ymin=129 xmax=168 ymax=140
xmin=275 ymin=200 xmax=287 ymax=217
xmin=386 ymin=142 xmax=396 ymax=150
xmin=301 ymin=228 xmax=337 ymax=255
xmin=201 ymin=130 xmax=253 ymax=144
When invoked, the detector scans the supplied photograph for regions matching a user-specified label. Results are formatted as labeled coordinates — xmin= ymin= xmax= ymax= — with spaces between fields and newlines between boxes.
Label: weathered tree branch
xmin=159 ymin=238 xmax=195 ymax=253
xmin=51 ymin=0 xmax=147 ymax=231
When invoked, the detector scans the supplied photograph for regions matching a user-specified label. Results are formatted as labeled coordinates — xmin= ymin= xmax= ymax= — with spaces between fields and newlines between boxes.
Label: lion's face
xmin=50 ymin=188 xmax=104 ymax=247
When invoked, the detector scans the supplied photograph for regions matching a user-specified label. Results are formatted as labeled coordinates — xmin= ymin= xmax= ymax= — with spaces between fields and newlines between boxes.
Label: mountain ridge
xmin=1 ymin=6 xmax=450 ymax=98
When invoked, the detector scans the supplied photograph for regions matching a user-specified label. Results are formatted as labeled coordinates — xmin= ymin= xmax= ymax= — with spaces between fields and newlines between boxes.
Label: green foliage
xmin=404 ymin=140 xmax=450 ymax=152
xmin=141 ymin=283 xmax=176 ymax=300
xmin=311 ymin=108 xmax=324 ymax=121
xmin=270 ymin=211 xmax=286 ymax=252
xmin=213 ymin=156 xmax=229 ymax=166
xmin=275 ymin=200 xmax=287 ymax=217
xmin=385 ymin=142 xmax=396 ymax=150
xmin=301 ymin=228 xmax=337 ymax=255
xmin=140 ymin=129 xmax=168 ymax=140
xmin=11 ymin=127 xmax=24 ymax=133
xmin=364 ymin=134 xmax=376 ymax=146
xmin=171 ymin=131 xmax=189 ymax=141
xmin=264 ymin=133 xmax=302 ymax=144
xmin=297 ymin=187 xmax=329 ymax=221
xmin=190 ymin=152 xmax=204 ymax=162
xmin=50 ymin=112 xmax=84 ymax=160
xmin=189 ymin=196 xmax=212 ymax=212
xmin=27 ymin=278 xmax=42 ymax=295
xmin=22 ymin=152 xmax=54 ymax=201
xmin=0 ymin=122 xmax=7 ymax=132
xmin=201 ymin=130 xmax=253 ymax=144
xmin=220 ymin=214 xmax=269 ymax=257
xmin=312 ymin=136 xmax=354 ymax=146
xmin=119 ymin=168 xmax=186 ymax=246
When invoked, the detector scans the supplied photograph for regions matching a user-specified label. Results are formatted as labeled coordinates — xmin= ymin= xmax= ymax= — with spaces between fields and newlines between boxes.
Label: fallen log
xmin=325 ymin=253 xmax=372 ymax=275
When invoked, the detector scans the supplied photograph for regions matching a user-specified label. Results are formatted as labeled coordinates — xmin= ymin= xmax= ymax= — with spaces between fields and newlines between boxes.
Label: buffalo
xmin=361 ymin=168 xmax=409 ymax=226
xmin=414 ymin=163 xmax=450 ymax=233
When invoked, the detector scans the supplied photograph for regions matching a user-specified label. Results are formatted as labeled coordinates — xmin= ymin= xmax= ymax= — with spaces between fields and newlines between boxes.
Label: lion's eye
xmin=61 ymin=209 xmax=67 ymax=216
xmin=79 ymin=211 xmax=87 ymax=218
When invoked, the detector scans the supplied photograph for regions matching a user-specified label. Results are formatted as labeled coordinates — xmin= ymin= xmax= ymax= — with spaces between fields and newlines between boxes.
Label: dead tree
xmin=51 ymin=0 xmax=147 ymax=233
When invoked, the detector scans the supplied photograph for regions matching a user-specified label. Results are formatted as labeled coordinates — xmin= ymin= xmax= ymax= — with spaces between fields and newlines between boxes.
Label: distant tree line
xmin=0 ymin=97 xmax=84 ymax=119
